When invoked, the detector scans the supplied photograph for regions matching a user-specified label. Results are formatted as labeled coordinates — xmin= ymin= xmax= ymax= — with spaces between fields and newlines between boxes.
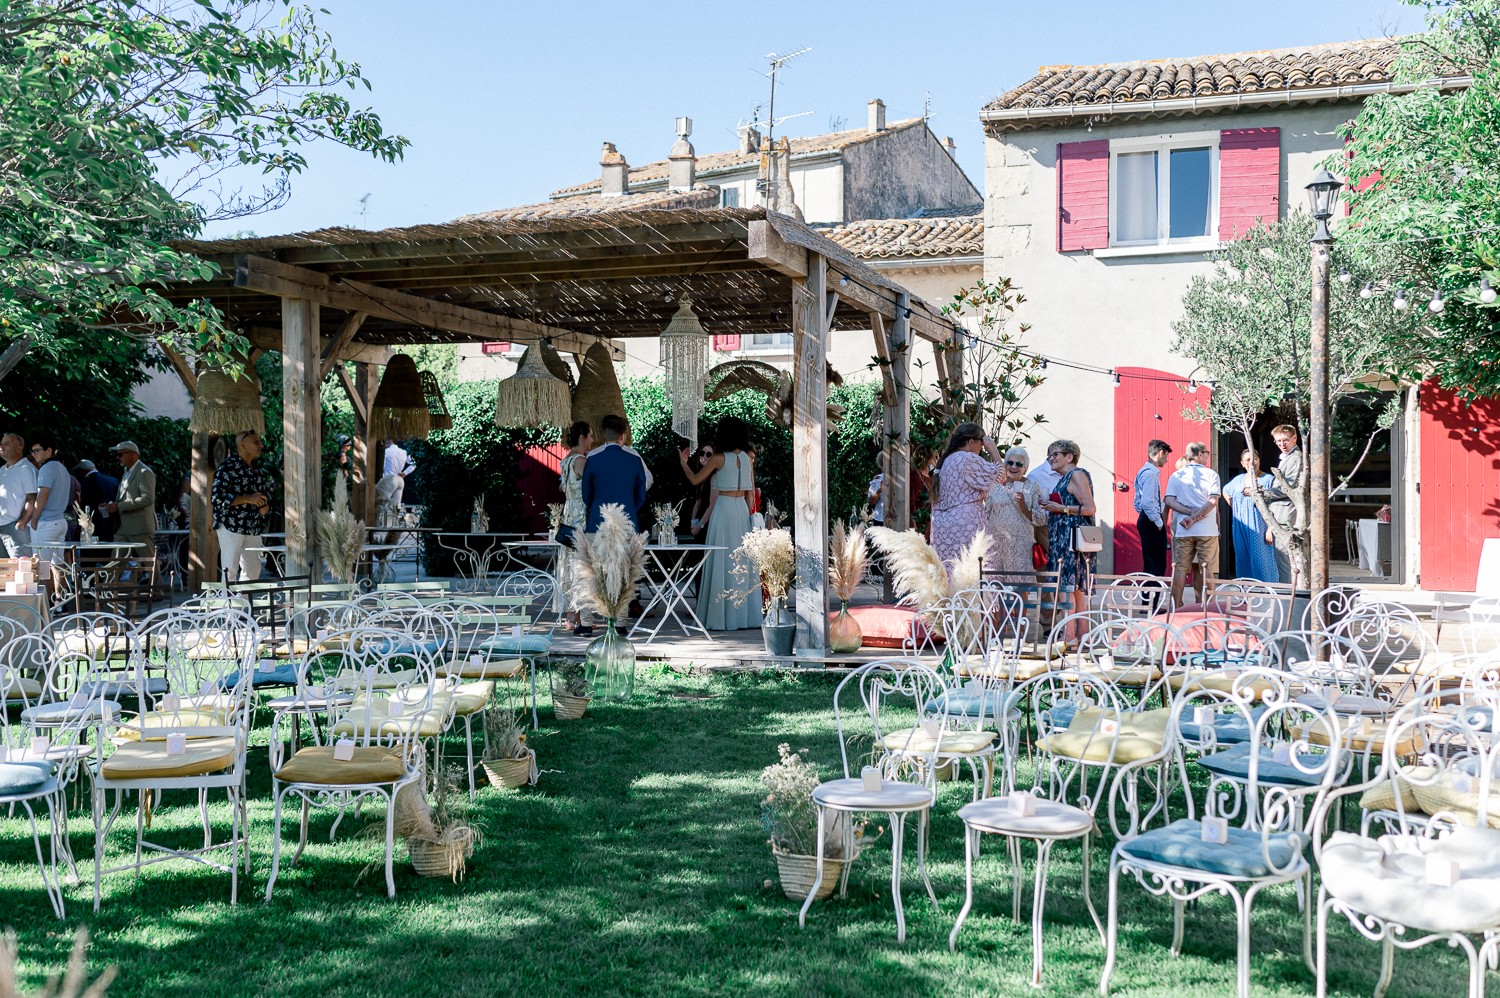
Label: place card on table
xmin=1200 ymin=816 xmax=1229 ymax=844
xmin=165 ymin=733 xmax=187 ymax=756
xmin=332 ymin=738 xmax=355 ymax=762
xmin=861 ymin=766 xmax=882 ymax=793
xmin=258 ymin=659 xmax=276 ymax=673
xmin=1272 ymin=742 xmax=1292 ymax=765
xmin=30 ymin=735 xmax=50 ymax=756
xmin=1008 ymin=790 xmax=1037 ymax=817
xmin=1097 ymin=717 xmax=1120 ymax=738
xmin=1193 ymin=705 xmax=1215 ymax=728
xmin=1425 ymin=856 xmax=1461 ymax=886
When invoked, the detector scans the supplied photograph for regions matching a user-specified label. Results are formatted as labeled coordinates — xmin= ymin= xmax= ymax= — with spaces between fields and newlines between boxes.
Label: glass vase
xmin=585 ymin=617 xmax=636 ymax=701
xmin=828 ymin=601 xmax=863 ymax=653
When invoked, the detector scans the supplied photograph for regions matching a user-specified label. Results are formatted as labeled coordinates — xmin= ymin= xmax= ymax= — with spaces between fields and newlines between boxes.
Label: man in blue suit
xmin=581 ymin=414 xmax=648 ymax=532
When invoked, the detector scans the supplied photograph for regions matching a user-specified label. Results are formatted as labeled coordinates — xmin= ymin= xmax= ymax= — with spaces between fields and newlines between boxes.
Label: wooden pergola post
xmin=281 ymin=297 xmax=322 ymax=576
xmin=885 ymin=295 xmax=912 ymax=536
xmin=342 ymin=360 xmax=379 ymax=523
xmin=188 ymin=432 xmax=218 ymax=589
xmin=792 ymin=253 xmax=830 ymax=656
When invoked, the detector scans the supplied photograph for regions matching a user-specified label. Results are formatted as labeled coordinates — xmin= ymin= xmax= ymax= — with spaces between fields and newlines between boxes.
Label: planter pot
xmin=584 ymin=617 xmax=636 ymax=701
xmin=828 ymin=603 xmax=863 ymax=654
xmin=482 ymin=751 xmax=534 ymax=789
xmin=772 ymin=848 xmax=850 ymax=901
xmin=409 ymin=831 xmax=475 ymax=881
xmin=762 ymin=602 xmax=796 ymax=657
xmin=553 ymin=691 xmax=591 ymax=720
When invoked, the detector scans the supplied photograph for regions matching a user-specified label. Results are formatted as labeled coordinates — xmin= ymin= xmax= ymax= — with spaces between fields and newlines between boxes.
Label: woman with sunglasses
xmin=1040 ymin=439 xmax=1097 ymax=637
xmin=986 ymin=446 xmax=1047 ymax=574
xmin=930 ymin=422 xmax=1003 ymax=568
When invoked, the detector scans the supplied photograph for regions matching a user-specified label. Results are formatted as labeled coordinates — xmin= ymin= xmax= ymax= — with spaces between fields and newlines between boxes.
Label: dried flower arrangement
xmin=393 ymin=765 xmax=480 ymax=881
xmin=760 ymin=743 xmax=861 ymax=859
xmin=0 ymin=928 xmax=115 ymax=997
xmin=731 ymin=527 xmax=795 ymax=613
xmin=571 ymin=503 xmax=647 ymax=619
xmin=651 ymin=501 xmax=683 ymax=535
xmin=471 ymin=494 xmax=490 ymax=533
xmin=866 ymin=527 xmax=990 ymax=637
xmin=314 ymin=474 xmax=365 ymax=584
xmin=552 ymin=661 xmax=592 ymax=699
xmin=828 ymin=519 xmax=868 ymax=604
xmin=481 ymin=706 xmax=528 ymax=762
xmin=72 ymin=503 xmax=95 ymax=543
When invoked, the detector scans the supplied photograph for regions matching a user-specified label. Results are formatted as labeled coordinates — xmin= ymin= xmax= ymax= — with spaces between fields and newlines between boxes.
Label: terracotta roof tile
xmin=818 ymin=211 xmax=983 ymax=260
xmin=549 ymin=119 xmax=926 ymax=198
xmin=984 ymin=38 xmax=1402 ymax=115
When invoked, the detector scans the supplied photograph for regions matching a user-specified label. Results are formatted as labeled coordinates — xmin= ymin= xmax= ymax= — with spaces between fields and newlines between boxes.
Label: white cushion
xmin=1321 ymin=827 xmax=1500 ymax=934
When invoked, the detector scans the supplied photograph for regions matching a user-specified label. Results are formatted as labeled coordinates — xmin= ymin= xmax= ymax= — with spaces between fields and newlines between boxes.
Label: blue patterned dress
xmin=1046 ymin=468 xmax=1095 ymax=592
xmin=1225 ymin=472 xmax=1278 ymax=582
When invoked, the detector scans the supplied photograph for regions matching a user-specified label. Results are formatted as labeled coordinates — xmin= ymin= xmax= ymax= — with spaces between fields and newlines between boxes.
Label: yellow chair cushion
xmin=449 ymin=681 xmax=494 ymax=715
xmin=274 ymin=745 xmax=406 ymax=785
xmin=116 ymin=709 xmax=229 ymax=741
xmin=881 ymin=728 xmax=997 ymax=754
xmin=1294 ymin=719 xmax=1423 ymax=757
xmin=1175 ymin=670 xmax=1278 ymax=698
xmin=456 ymin=657 xmax=526 ymax=680
xmin=331 ymin=703 xmax=445 ymax=739
xmin=53 ymin=631 xmax=116 ymax=661
xmin=2 ymin=676 xmax=42 ymax=700
xmin=1039 ymin=707 xmax=1171 ymax=764
xmin=334 ymin=668 xmax=420 ymax=690
xmin=1062 ymin=661 xmax=1163 ymax=686
xmin=1361 ymin=765 xmax=1500 ymax=829
xmin=1360 ymin=764 xmax=1426 ymax=814
xmin=955 ymin=658 xmax=1056 ymax=681
xmin=100 ymin=736 xmax=238 ymax=779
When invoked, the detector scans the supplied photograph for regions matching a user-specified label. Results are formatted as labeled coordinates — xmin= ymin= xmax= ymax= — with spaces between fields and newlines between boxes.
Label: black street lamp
xmin=1306 ymin=169 xmax=1344 ymax=600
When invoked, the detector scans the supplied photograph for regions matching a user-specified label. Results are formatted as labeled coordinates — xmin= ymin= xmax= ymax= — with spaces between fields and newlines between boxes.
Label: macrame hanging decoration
xmin=495 ymin=343 xmax=572 ymax=430
xmin=658 ymin=296 xmax=709 ymax=446
xmin=190 ymin=365 xmax=266 ymax=437
xmin=371 ymin=354 xmax=432 ymax=440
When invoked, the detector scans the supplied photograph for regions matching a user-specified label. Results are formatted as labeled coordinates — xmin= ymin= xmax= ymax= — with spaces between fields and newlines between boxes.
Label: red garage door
xmin=1419 ymin=382 xmax=1500 ymax=591
xmin=1112 ymin=367 xmax=1211 ymax=573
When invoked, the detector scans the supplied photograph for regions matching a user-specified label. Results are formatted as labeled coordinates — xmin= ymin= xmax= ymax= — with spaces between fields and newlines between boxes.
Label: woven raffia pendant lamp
xmin=571 ymin=340 xmax=625 ymax=440
xmin=494 ymin=344 xmax=572 ymax=429
xmin=658 ymin=296 xmax=708 ymax=447
xmin=190 ymin=366 xmax=266 ymax=437
xmin=371 ymin=354 xmax=432 ymax=439
xmin=539 ymin=338 xmax=575 ymax=388
xmin=419 ymin=369 xmax=452 ymax=430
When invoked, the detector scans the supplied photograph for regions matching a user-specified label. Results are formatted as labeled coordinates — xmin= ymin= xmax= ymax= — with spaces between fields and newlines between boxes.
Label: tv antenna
xmin=762 ymin=46 xmax=811 ymax=150
xmin=357 ymin=192 xmax=371 ymax=226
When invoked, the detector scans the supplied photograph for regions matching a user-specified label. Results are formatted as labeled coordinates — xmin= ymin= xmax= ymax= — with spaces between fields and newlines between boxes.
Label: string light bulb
xmin=1429 ymin=288 xmax=1445 ymax=313
xmin=1360 ymin=281 xmax=1374 ymax=299
xmin=839 ymin=275 xmax=849 ymax=287
xmin=1112 ymin=371 xmax=1121 ymax=388
xmin=1393 ymin=290 xmax=1409 ymax=311
xmin=1040 ymin=359 xmax=1048 ymax=370
xmin=1482 ymin=278 xmax=1497 ymax=305
xmin=1188 ymin=378 xmax=1198 ymax=391
xmin=1339 ymin=270 xmax=1352 ymax=284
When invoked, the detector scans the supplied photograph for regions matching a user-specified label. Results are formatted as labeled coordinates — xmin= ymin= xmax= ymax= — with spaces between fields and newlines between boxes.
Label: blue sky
xmin=197 ymin=0 xmax=1422 ymax=238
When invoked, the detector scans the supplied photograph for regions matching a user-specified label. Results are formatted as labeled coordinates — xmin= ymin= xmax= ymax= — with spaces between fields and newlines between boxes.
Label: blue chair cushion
xmin=363 ymin=637 xmax=447 ymax=658
xmin=223 ymin=663 xmax=302 ymax=690
xmin=1119 ymin=818 xmax=1307 ymax=878
xmin=478 ymin=634 xmax=553 ymax=656
xmin=1175 ymin=705 xmax=1267 ymax=746
xmin=1460 ymin=706 xmax=1495 ymax=733
xmin=83 ymin=677 xmax=169 ymax=700
xmin=925 ymin=689 xmax=1021 ymax=721
xmin=0 ymin=760 xmax=55 ymax=795
xmin=1196 ymin=743 xmax=1326 ymax=787
xmin=1039 ymin=702 xmax=1077 ymax=731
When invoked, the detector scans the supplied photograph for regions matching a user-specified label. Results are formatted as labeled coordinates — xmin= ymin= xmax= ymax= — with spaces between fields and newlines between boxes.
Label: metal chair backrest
xmin=831 ymin=659 xmax=945 ymax=781
xmin=1092 ymin=573 xmax=1172 ymax=619
xmin=303 ymin=626 xmax=440 ymax=752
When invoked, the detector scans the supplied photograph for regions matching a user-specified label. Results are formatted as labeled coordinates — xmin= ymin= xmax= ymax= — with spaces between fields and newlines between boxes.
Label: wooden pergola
xmin=167 ymin=190 xmax=962 ymax=654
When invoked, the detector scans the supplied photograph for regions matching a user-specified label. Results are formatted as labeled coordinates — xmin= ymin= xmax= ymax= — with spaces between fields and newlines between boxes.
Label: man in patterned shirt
xmin=212 ymin=430 xmax=274 ymax=583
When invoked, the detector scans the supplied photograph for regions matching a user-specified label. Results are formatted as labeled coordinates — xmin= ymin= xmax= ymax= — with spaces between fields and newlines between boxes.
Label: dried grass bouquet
xmin=731 ymin=527 xmax=795 ymax=613
xmin=866 ymin=527 xmax=990 ymax=638
xmin=761 ymin=743 xmax=860 ymax=859
xmin=314 ymin=474 xmax=365 ymax=584
xmin=828 ymin=519 xmax=868 ymax=604
xmin=571 ymin=503 xmax=647 ymax=620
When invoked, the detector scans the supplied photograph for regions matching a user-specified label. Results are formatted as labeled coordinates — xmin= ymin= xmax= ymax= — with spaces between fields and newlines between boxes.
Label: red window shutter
xmin=1342 ymin=128 xmax=1382 ymax=215
xmin=712 ymin=334 xmax=740 ymax=352
xmin=1218 ymin=127 xmax=1280 ymax=240
xmin=1056 ymin=139 xmax=1109 ymax=251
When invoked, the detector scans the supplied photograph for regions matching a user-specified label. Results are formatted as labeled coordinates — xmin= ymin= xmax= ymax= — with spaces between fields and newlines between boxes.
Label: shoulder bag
xmin=1061 ymin=469 xmax=1104 ymax=553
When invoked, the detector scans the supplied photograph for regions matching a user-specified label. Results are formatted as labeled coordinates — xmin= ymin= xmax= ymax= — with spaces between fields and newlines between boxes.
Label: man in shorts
xmin=1165 ymin=441 xmax=1222 ymax=607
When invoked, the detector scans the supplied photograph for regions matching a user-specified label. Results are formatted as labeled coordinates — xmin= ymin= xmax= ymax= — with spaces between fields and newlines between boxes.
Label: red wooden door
xmin=517 ymin=444 xmax=567 ymax=535
xmin=1418 ymin=382 xmax=1500 ymax=590
xmin=1112 ymin=367 xmax=1211 ymax=572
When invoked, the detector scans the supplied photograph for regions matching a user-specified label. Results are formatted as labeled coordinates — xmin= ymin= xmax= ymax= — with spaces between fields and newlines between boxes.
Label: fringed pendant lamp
xmin=419 ymin=369 xmax=452 ymax=430
xmin=539 ymin=338 xmax=575 ymax=389
xmin=190 ymin=365 xmax=266 ymax=437
xmin=495 ymin=344 xmax=572 ymax=429
xmin=571 ymin=340 xmax=625 ymax=440
xmin=658 ymin=296 xmax=708 ymax=446
xmin=371 ymin=354 xmax=432 ymax=440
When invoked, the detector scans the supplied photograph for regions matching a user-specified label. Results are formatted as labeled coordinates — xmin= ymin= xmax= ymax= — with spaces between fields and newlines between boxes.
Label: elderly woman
xmin=986 ymin=446 xmax=1047 ymax=574
xmin=1040 ymin=439 xmax=1097 ymax=636
xmin=929 ymin=422 xmax=1003 ymax=567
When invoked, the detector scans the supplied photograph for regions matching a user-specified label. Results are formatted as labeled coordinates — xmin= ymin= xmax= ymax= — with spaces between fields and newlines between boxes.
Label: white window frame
xmin=738 ymin=331 xmax=794 ymax=356
xmin=1107 ymin=130 xmax=1220 ymax=251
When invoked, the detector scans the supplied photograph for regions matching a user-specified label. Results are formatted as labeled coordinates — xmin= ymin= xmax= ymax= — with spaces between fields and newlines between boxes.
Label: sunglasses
xmin=1004 ymin=460 xmax=1026 ymax=468
xmin=29 ymin=447 xmax=44 ymax=454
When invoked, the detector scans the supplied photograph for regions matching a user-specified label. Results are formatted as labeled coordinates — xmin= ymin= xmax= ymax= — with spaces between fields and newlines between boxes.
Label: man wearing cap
xmin=74 ymin=459 xmax=119 ymax=541
xmin=0 ymin=432 xmax=38 ymax=557
xmin=102 ymin=441 xmax=156 ymax=550
xmin=212 ymin=430 xmax=274 ymax=583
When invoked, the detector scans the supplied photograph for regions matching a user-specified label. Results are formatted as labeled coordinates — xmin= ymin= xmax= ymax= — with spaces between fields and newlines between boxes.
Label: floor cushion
xmin=839 ymin=605 xmax=938 ymax=650
xmin=1321 ymin=827 xmax=1500 ymax=934
xmin=1120 ymin=818 xmax=1306 ymax=878
xmin=274 ymin=745 xmax=406 ymax=785
xmin=100 ymin=736 xmax=238 ymax=780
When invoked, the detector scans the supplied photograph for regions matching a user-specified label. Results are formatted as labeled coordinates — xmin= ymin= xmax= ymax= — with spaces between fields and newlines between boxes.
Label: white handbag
xmin=1073 ymin=525 xmax=1104 ymax=553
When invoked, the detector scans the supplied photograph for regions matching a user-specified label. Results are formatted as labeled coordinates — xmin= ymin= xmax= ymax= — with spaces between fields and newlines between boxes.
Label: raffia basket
xmin=409 ymin=831 xmax=474 ymax=881
xmin=553 ymin=692 xmax=591 ymax=720
xmin=772 ymin=847 xmax=850 ymax=901
xmin=570 ymin=340 xmax=625 ymax=440
xmin=482 ymin=751 xmax=534 ymax=789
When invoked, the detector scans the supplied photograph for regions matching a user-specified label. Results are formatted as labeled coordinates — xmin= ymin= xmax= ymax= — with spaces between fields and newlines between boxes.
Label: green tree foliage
xmin=1335 ymin=0 xmax=1500 ymax=395
xmin=0 ymin=0 xmax=407 ymax=370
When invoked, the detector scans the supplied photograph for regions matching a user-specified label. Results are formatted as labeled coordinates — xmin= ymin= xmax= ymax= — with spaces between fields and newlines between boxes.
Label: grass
xmin=0 ymin=665 xmax=1469 ymax=996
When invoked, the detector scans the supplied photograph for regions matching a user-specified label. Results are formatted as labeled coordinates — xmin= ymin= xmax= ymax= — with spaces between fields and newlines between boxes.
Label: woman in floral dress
xmin=930 ymin=422 xmax=1004 ymax=569
xmin=558 ymin=420 xmax=593 ymax=636
xmin=986 ymin=445 xmax=1047 ymax=573
xmin=1040 ymin=439 xmax=1097 ymax=638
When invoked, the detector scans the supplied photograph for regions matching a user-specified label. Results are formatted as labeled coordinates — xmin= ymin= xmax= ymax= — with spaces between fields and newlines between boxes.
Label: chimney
xmin=867 ymin=98 xmax=886 ymax=134
xmin=942 ymin=136 xmax=957 ymax=154
xmin=768 ymin=137 xmax=802 ymax=221
xmin=737 ymin=123 xmax=761 ymax=155
xmin=600 ymin=141 xmax=629 ymax=197
xmin=668 ymin=116 xmax=696 ymax=192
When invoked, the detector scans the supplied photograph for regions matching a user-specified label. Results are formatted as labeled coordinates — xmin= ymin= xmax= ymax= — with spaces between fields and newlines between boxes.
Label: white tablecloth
xmin=1355 ymin=519 xmax=1390 ymax=578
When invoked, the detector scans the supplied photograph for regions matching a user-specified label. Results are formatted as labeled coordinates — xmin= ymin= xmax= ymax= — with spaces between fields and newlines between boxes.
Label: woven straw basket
xmin=482 ymin=753 xmax=533 ymax=789
xmin=553 ymin=692 xmax=591 ymax=720
xmin=772 ymin=848 xmax=850 ymax=901
xmin=409 ymin=831 xmax=474 ymax=881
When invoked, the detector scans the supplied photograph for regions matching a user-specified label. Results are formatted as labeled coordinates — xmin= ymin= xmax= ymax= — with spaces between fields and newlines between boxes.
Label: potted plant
xmin=827 ymin=519 xmax=868 ymax=653
xmin=761 ymin=743 xmax=863 ymax=900
xmin=480 ymin=706 xmax=535 ymax=788
xmin=733 ymin=527 xmax=796 ymax=657
xmin=551 ymin=662 xmax=593 ymax=720
xmin=314 ymin=474 xmax=365 ymax=585
xmin=398 ymin=766 xmax=480 ymax=881
xmin=572 ymin=503 xmax=647 ymax=701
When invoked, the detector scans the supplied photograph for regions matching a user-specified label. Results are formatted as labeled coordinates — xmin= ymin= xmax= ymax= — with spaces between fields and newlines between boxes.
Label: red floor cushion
xmin=828 ymin=605 xmax=941 ymax=649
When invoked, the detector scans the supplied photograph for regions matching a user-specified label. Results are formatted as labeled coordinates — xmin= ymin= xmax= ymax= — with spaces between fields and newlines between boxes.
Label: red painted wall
xmin=1057 ymin=139 xmax=1109 ymax=251
xmin=1218 ymin=127 xmax=1280 ymax=240
xmin=517 ymin=443 xmax=567 ymax=535
xmin=1112 ymin=368 xmax=1212 ymax=572
xmin=1418 ymin=382 xmax=1500 ymax=590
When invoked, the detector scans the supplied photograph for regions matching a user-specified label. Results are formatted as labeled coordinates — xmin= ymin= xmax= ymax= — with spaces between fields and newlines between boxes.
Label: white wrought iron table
xmin=630 ymin=544 xmax=722 ymax=644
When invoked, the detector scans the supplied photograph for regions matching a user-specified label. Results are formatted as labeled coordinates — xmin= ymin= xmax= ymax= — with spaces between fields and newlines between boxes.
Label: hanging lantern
xmin=495 ymin=344 xmax=572 ymax=429
xmin=419 ymin=369 xmax=452 ymax=430
xmin=571 ymin=340 xmax=625 ymax=441
xmin=371 ymin=354 xmax=432 ymax=440
xmin=658 ymin=296 xmax=709 ymax=446
xmin=190 ymin=366 xmax=266 ymax=437
xmin=539 ymin=338 xmax=576 ymax=388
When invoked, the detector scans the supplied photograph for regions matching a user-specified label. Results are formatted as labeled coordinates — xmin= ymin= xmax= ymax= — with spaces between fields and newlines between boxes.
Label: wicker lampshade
xmin=539 ymin=338 xmax=575 ymax=388
xmin=419 ymin=369 xmax=452 ymax=430
xmin=571 ymin=341 xmax=625 ymax=440
xmin=190 ymin=366 xmax=266 ymax=437
xmin=658 ymin=296 xmax=708 ymax=447
xmin=371 ymin=354 xmax=432 ymax=440
xmin=495 ymin=344 xmax=572 ymax=429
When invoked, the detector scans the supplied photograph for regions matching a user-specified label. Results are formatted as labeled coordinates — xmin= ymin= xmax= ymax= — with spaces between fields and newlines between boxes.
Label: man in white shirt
xmin=1164 ymin=441 xmax=1222 ymax=607
xmin=0 ymin=432 xmax=38 ymax=557
xmin=381 ymin=439 xmax=415 ymax=506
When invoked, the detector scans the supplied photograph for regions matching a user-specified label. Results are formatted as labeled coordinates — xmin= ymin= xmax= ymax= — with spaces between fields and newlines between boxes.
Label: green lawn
xmin=0 ymin=667 xmax=1465 ymax=996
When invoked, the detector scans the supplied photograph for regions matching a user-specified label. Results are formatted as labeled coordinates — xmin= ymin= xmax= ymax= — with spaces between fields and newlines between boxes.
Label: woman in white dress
xmin=678 ymin=417 xmax=762 ymax=631
xmin=986 ymin=445 xmax=1047 ymax=574
xmin=558 ymin=420 xmax=593 ymax=636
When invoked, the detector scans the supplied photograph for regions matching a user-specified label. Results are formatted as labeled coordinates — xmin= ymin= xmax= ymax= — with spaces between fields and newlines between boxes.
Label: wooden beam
xmin=319 ymin=312 xmax=367 ymax=381
xmin=885 ymin=298 xmax=912 ymax=541
xmin=157 ymin=341 xmax=199 ymax=398
xmin=281 ymin=297 xmax=322 ymax=577
xmin=187 ymin=431 xmax=217 ymax=590
xmin=337 ymin=365 xmax=368 ymax=423
xmin=352 ymin=363 xmax=377 ymax=524
xmin=747 ymin=220 xmax=808 ymax=279
xmin=792 ymin=253 xmax=830 ymax=657
xmin=442 ymin=329 xmax=625 ymax=362
xmin=823 ymin=289 xmax=840 ymax=332
xmin=245 ymin=325 xmax=392 ymax=366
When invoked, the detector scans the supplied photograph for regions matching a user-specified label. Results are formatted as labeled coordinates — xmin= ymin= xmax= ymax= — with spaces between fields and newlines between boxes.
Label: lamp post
xmin=1306 ymin=169 xmax=1344 ymax=599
